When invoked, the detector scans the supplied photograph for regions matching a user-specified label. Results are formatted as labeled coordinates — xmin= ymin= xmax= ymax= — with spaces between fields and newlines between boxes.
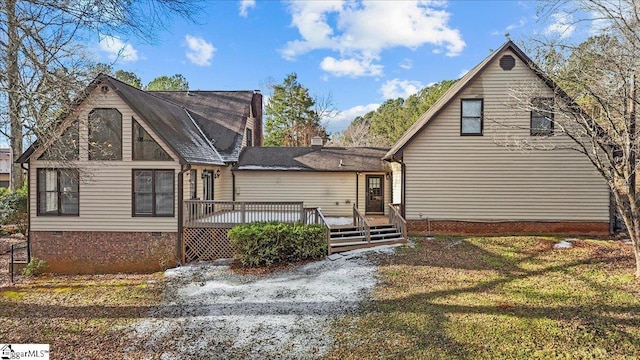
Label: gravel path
xmin=129 ymin=245 xmax=400 ymax=359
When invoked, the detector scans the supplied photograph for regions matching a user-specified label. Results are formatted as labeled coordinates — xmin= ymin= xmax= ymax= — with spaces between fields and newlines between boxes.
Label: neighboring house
xmin=233 ymin=138 xmax=393 ymax=217
xmin=0 ymin=148 xmax=11 ymax=188
xmin=17 ymin=74 xmax=262 ymax=273
xmin=384 ymin=41 xmax=611 ymax=234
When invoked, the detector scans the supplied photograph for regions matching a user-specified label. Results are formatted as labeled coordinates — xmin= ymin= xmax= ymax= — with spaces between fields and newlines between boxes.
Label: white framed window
xmin=461 ymin=99 xmax=483 ymax=135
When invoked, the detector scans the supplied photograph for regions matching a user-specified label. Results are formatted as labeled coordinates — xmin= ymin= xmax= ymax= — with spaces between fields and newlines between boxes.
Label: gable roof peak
xmin=383 ymin=40 xmax=549 ymax=161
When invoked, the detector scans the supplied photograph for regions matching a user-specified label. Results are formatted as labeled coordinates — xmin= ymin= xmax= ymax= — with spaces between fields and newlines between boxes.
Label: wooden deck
xmin=181 ymin=200 xmax=407 ymax=262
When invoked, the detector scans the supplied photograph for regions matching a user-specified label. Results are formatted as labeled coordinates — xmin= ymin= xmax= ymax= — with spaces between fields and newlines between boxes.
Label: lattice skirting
xmin=183 ymin=227 xmax=234 ymax=263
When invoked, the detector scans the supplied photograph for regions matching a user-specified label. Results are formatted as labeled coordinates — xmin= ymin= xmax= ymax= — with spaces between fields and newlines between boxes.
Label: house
xmin=0 ymin=148 xmax=11 ymax=188
xmin=384 ymin=41 xmax=611 ymax=234
xmin=233 ymin=138 xmax=393 ymax=217
xmin=16 ymin=74 xmax=262 ymax=273
xmin=16 ymin=40 xmax=611 ymax=274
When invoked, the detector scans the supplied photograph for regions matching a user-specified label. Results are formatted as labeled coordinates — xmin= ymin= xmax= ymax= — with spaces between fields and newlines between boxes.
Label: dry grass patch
xmin=326 ymin=236 xmax=640 ymax=360
xmin=0 ymin=273 xmax=165 ymax=359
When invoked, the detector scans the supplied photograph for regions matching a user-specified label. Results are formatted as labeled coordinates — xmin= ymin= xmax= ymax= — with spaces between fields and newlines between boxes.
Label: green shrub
xmin=22 ymin=258 xmax=48 ymax=276
xmin=228 ymin=222 xmax=327 ymax=267
xmin=0 ymin=183 xmax=28 ymax=235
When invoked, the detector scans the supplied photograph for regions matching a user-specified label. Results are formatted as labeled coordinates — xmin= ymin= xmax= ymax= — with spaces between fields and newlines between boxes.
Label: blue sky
xmin=94 ymin=0 xmax=580 ymax=134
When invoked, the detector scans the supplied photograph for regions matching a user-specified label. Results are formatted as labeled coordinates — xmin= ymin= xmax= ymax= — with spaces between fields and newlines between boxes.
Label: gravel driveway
xmin=129 ymin=245 xmax=401 ymax=359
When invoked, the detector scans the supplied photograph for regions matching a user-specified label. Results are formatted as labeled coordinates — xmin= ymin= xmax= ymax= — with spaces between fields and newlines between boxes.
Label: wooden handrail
xmin=353 ymin=205 xmax=371 ymax=244
xmin=388 ymin=203 xmax=407 ymax=240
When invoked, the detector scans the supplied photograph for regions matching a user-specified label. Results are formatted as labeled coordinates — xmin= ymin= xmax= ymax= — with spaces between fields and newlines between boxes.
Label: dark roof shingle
xmin=106 ymin=77 xmax=225 ymax=165
xmin=18 ymin=75 xmax=258 ymax=165
xmin=235 ymin=146 xmax=390 ymax=172
xmin=150 ymin=91 xmax=255 ymax=160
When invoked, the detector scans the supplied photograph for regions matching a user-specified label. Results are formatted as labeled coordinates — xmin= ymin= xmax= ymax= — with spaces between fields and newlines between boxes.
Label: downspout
xmin=400 ymin=160 xmax=406 ymax=218
xmin=21 ymin=163 xmax=30 ymax=262
xmin=177 ymin=164 xmax=191 ymax=265
xmin=232 ymin=167 xmax=237 ymax=201
xmin=355 ymin=172 xmax=359 ymax=209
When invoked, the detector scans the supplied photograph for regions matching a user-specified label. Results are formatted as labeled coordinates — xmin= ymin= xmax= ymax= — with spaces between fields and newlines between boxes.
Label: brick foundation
xmin=407 ymin=220 xmax=610 ymax=236
xmin=29 ymin=231 xmax=179 ymax=274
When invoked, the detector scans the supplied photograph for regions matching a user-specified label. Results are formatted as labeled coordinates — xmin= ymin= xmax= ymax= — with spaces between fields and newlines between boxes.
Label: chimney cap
xmin=310 ymin=136 xmax=323 ymax=148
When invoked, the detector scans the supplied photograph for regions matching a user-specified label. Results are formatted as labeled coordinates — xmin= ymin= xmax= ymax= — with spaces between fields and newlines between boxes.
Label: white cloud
xmin=380 ymin=79 xmax=424 ymax=100
xmin=545 ymin=12 xmax=575 ymax=39
xmin=320 ymin=56 xmax=383 ymax=77
xmin=458 ymin=69 xmax=469 ymax=78
xmin=506 ymin=18 xmax=527 ymax=31
xmin=325 ymin=103 xmax=380 ymax=127
xmin=99 ymin=35 xmax=139 ymax=62
xmin=399 ymin=58 xmax=413 ymax=70
xmin=282 ymin=0 xmax=465 ymax=77
xmin=239 ymin=0 xmax=256 ymax=17
xmin=185 ymin=35 xmax=216 ymax=66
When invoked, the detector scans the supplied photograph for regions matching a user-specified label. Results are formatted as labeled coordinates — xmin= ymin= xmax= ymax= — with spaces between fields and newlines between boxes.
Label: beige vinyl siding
xmin=183 ymin=165 xmax=232 ymax=201
xmin=234 ymin=171 xmax=356 ymax=216
xmin=30 ymin=86 xmax=182 ymax=232
xmin=184 ymin=166 xmax=198 ymax=201
xmin=216 ymin=166 xmax=234 ymax=200
xmin=403 ymin=49 xmax=609 ymax=222
xmin=356 ymin=172 xmax=391 ymax=215
xmin=242 ymin=120 xmax=253 ymax=148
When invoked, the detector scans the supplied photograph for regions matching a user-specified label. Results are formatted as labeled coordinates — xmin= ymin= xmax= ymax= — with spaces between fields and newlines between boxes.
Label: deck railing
xmin=304 ymin=207 xmax=331 ymax=251
xmin=184 ymin=200 xmax=305 ymax=228
xmin=353 ymin=204 xmax=371 ymax=244
xmin=388 ymin=203 xmax=407 ymax=240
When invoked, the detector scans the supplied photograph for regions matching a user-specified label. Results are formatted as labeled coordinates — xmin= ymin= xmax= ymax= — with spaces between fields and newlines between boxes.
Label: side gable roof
xmin=235 ymin=146 xmax=390 ymax=172
xmin=383 ymin=40 xmax=558 ymax=161
xmin=17 ymin=75 xmax=259 ymax=165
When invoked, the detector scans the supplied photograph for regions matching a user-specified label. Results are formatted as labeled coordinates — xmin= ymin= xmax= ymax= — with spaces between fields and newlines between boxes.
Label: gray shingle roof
xmin=18 ymin=75 xmax=258 ymax=165
xmin=235 ymin=146 xmax=390 ymax=172
xmin=106 ymin=76 xmax=225 ymax=165
xmin=150 ymin=91 xmax=256 ymax=161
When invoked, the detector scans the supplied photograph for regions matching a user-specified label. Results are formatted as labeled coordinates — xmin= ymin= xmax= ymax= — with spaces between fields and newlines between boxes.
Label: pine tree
xmin=264 ymin=73 xmax=327 ymax=147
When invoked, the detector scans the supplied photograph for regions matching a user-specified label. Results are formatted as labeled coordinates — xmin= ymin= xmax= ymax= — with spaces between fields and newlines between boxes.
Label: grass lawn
xmin=326 ymin=236 xmax=640 ymax=360
xmin=0 ymin=273 xmax=164 ymax=359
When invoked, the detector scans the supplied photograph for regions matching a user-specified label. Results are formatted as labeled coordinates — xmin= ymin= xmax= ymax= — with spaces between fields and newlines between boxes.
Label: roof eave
xmin=16 ymin=144 xmax=37 ymax=163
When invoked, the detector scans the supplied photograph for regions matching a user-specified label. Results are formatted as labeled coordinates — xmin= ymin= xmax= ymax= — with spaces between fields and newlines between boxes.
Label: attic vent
xmin=100 ymin=85 xmax=109 ymax=93
xmin=499 ymin=55 xmax=515 ymax=70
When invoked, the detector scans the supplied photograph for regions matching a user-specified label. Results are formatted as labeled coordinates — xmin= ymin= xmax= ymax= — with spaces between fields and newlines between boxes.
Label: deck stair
xmin=329 ymin=223 xmax=405 ymax=253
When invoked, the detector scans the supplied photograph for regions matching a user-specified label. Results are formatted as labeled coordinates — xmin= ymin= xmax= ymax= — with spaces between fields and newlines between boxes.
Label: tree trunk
xmin=626 ymin=215 xmax=640 ymax=279
xmin=7 ymin=0 xmax=23 ymax=190
xmin=635 ymin=241 xmax=640 ymax=279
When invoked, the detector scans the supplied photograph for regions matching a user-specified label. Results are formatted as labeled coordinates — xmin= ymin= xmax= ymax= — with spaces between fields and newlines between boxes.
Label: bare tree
xmin=0 ymin=0 xmax=201 ymax=189
xmin=330 ymin=118 xmax=375 ymax=147
xmin=508 ymin=0 xmax=640 ymax=277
